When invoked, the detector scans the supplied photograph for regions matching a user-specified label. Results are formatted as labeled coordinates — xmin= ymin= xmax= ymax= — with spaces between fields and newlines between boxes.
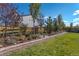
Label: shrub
xmin=27 ymin=35 xmax=32 ymax=40
xmin=5 ymin=38 xmax=17 ymax=45
xmin=3 ymin=36 xmax=17 ymax=45
xmin=27 ymin=34 xmax=40 ymax=40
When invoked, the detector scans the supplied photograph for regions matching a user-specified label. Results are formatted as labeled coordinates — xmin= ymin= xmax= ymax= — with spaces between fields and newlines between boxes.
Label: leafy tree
xmin=57 ymin=14 xmax=65 ymax=31
xmin=29 ymin=3 xmax=41 ymax=34
xmin=53 ymin=18 xmax=58 ymax=31
xmin=70 ymin=22 xmax=73 ymax=31
xmin=46 ymin=16 xmax=53 ymax=34
xmin=75 ymin=25 xmax=79 ymax=30
xmin=65 ymin=26 xmax=70 ymax=32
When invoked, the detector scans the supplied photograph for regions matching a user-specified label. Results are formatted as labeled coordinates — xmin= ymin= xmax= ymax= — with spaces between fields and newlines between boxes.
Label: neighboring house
xmin=21 ymin=15 xmax=40 ymax=32
xmin=0 ymin=15 xmax=44 ymax=35
xmin=22 ymin=15 xmax=39 ymax=27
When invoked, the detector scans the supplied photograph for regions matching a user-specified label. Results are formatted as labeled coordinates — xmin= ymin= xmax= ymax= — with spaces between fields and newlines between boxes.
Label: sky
xmin=15 ymin=3 xmax=79 ymax=26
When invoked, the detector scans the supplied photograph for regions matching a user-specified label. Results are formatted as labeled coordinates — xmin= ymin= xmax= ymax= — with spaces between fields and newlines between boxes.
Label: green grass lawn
xmin=10 ymin=33 xmax=79 ymax=56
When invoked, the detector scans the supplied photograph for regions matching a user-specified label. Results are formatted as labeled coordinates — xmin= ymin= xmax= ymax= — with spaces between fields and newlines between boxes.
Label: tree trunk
xmin=33 ymin=19 xmax=35 ymax=34
xmin=4 ymin=21 xmax=7 ymax=44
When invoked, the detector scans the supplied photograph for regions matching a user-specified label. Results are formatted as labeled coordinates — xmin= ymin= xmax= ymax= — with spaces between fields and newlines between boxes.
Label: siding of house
xmin=22 ymin=15 xmax=39 ymax=27
xmin=22 ymin=15 xmax=40 ymax=33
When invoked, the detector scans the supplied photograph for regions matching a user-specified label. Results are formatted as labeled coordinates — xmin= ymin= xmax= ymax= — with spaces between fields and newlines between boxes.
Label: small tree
xmin=46 ymin=16 xmax=53 ymax=34
xmin=53 ymin=14 xmax=65 ymax=32
xmin=37 ymin=13 xmax=45 ymax=34
xmin=57 ymin=14 xmax=65 ymax=31
xmin=29 ymin=3 xmax=41 ymax=34
xmin=70 ymin=22 xmax=73 ymax=31
xmin=53 ymin=18 xmax=58 ymax=32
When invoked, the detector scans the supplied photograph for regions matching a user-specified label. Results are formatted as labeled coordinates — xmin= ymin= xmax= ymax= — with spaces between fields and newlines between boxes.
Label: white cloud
xmin=63 ymin=20 xmax=69 ymax=23
xmin=44 ymin=16 xmax=48 ymax=19
xmin=73 ymin=22 xmax=79 ymax=26
xmin=53 ymin=15 xmax=57 ymax=18
xmin=73 ymin=10 xmax=79 ymax=25
xmin=63 ymin=20 xmax=70 ymax=26
xmin=72 ymin=18 xmax=79 ymax=26
xmin=65 ymin=22 xmax=70 ymax=26
xmin=73 ymin=10 xmax=79 ymax=15
xmin=73 ymin=18 xmax=79 ymax=22
xmin=63 ymin=18 xmax=79 ymax=26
